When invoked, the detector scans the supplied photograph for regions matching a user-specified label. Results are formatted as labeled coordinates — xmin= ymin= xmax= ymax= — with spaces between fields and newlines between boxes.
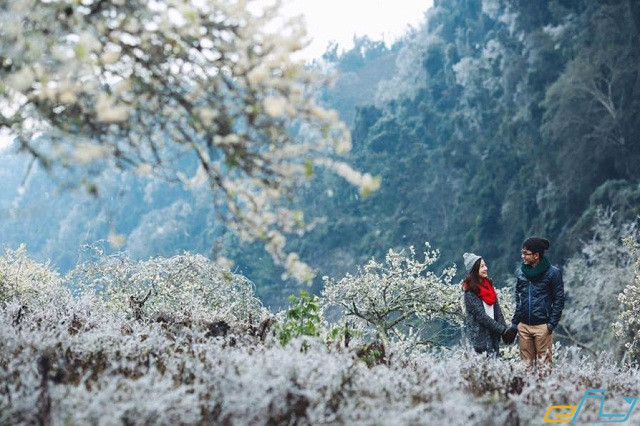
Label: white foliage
xmin=375 ymin=21 xmax=445 ymax=105
xmin=0 ymin=244 xmax=68 ymax=305
xmin=322 ymin=243 xmax=463 ymax=345
xmin=2 ymin=249 xmax=640 ymax=424
xmin=564 ymin=208 xmax=637 ymax=356
xmin=68 ymin=250 xmax=267 ymax=324
xmin=614 ymin=232 xmax=640 ymax=363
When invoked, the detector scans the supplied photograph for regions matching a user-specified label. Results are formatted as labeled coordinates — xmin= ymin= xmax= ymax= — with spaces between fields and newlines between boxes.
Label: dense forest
xmin=293 ymin=0 xmax=640 ymax=282
xmin=208 ymin=0 xmax=640 ymax=305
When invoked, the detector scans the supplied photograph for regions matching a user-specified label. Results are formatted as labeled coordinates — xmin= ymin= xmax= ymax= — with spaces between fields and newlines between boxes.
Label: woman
xmin=462 ymin=252 xmax=511 ymax=356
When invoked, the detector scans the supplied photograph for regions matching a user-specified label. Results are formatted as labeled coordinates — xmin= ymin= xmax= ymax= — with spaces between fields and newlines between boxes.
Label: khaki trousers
xmin=517 ymin=323 xmax=553 ymax=365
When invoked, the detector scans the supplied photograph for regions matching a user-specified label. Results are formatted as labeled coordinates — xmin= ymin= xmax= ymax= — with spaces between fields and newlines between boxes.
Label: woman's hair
xmin=463 ymin=258 xmax=484 ymax=293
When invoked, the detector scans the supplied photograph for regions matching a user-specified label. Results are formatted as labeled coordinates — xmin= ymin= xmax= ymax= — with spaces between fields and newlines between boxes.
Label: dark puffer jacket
xmin=511 ymin=264 xmax=565 ymax=332
xmin=464 ymin=291 xmax=507 ymax=355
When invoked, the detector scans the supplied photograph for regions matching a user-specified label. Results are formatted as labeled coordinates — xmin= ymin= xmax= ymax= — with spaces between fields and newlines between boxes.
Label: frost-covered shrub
xmin=495 ymin=286 xmax=515 ymax=328
xmin=3 ymin=286 xmax=640 ymax=424
xmin=3 ymin=247 xmax=640 ymax=424
xmin=493 ymin=286 xmax=519 ymax=359
xmin=564 ymin=208 xmax=637 ymax=358
xmin=614 ymin=234 xmax=640 ymax=364
xmin=322 ymin=243 xmax=463 ymax=346
xmin=68 ymin=251 xmax=267 ymax=324
xmin=0 ymin=245 xmax=69 ymax=306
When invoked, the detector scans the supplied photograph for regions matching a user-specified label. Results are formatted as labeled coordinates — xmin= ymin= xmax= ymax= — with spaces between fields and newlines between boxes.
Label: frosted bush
xmin=614 ymin=233 xmax=640 ymax=364
xmin=0 ymin=244 xmax=69 ymax=306
xmin=68 ymin=250 xmax=267 ymax=325
xmin=3 ymin=292 xmax=640 ymax=424
xmin=564 ymin=208 xmax=637 ymax=358
xmin=322 ymin=243 xmax=463 ymax=347
xmin=2 ymin=248 xmax=640 ymax=424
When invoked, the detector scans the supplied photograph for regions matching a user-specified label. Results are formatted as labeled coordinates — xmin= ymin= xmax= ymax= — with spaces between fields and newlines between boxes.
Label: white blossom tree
xmin=0 ymin=244 xmax=68 ymax=306
xmin=614 ymin=233 xmax=640 ymax=364
xmin=0 ymin=0 xmax=379 ymax=280
xmin=68 ymin=249 xmax=267 ymax=323
xmin=321 ymin=243 xmax=463 ymax=347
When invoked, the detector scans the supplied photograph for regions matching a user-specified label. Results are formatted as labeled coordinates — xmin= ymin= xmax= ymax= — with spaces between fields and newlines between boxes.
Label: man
xmin=503 ymin=236 xmax=565 ymax=365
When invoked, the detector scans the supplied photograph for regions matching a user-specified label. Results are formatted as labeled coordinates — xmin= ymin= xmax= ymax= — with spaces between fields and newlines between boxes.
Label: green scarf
xmin=521 ymin=256 xmax=551 ymax=280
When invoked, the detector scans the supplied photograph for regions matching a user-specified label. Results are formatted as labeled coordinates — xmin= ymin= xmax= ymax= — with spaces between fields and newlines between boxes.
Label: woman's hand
xmin=502 ymin=327 xmax=517 ymax=344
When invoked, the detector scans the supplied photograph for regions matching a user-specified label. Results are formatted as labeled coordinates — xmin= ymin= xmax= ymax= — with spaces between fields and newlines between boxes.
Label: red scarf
xmin=477 ymin=278 xmax=497 ymax=305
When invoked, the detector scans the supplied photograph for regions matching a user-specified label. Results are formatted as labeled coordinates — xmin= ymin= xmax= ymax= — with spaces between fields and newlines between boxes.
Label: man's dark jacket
xmin=511 ymin=263 xmax=565 ymax=332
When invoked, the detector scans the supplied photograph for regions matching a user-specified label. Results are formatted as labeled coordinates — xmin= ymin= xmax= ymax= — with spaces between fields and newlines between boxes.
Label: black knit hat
xmin=523 ymin=236 xmax=550 ymax=255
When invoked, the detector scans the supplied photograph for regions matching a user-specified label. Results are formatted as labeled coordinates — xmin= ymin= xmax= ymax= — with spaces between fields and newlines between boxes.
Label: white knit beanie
xmin=463 ymin=252 xmax=481 ymax=274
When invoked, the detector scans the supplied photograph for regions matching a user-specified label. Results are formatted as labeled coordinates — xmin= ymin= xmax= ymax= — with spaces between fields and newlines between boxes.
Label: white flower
xmin=100 ymin=50 xmax=121 ymax=65
xmin=58 ymin=89 xmax=78 ymax=104
xmin=98 ymin=105 xmax=130 ymax=123
xmin=283 ymin=252 xmax=315 ymax=282
xmin=107 ymin=230 xmax=126 ymax=249
xmin=95 ymin=93 xmax=130 ymax=122
xmin=247 ymin=66 xmax=269 ymax=86
xmin=263 ymin=96 xmax=288 ymax=117
xmin=185 ymin=165 xmax=208 ymax=188
xmin=358 ymin=173 xmax=381 ymax=197
xmin=195 ymin=108 xmax=219 ymax=127
xmin=71 ymin=143 xmax=111 ymax=164
xmin=215 ymin=256 xmax=235 ymax=271
xmin=7 ymin=67 xmax=36 ymax=92
xmin=112 ymin=79 xmax=132 ymax=97
xmin=136 ymin=163 xmax=153 ymax=176
xmin=334 ymin=133 xmax=352 ymax=155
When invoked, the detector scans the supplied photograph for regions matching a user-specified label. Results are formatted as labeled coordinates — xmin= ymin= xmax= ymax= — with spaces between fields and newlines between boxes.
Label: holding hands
xmin=502 ymin=327 xmax=517 ymax=345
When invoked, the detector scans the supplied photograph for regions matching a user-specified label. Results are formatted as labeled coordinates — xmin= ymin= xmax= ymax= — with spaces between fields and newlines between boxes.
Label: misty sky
xmin=278 ymin=0 xmax=432 ymax=58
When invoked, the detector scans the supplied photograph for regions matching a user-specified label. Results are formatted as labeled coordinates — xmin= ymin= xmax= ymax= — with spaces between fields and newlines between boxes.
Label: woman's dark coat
xmin=464 ymin=291 xmax=507 ymax=355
